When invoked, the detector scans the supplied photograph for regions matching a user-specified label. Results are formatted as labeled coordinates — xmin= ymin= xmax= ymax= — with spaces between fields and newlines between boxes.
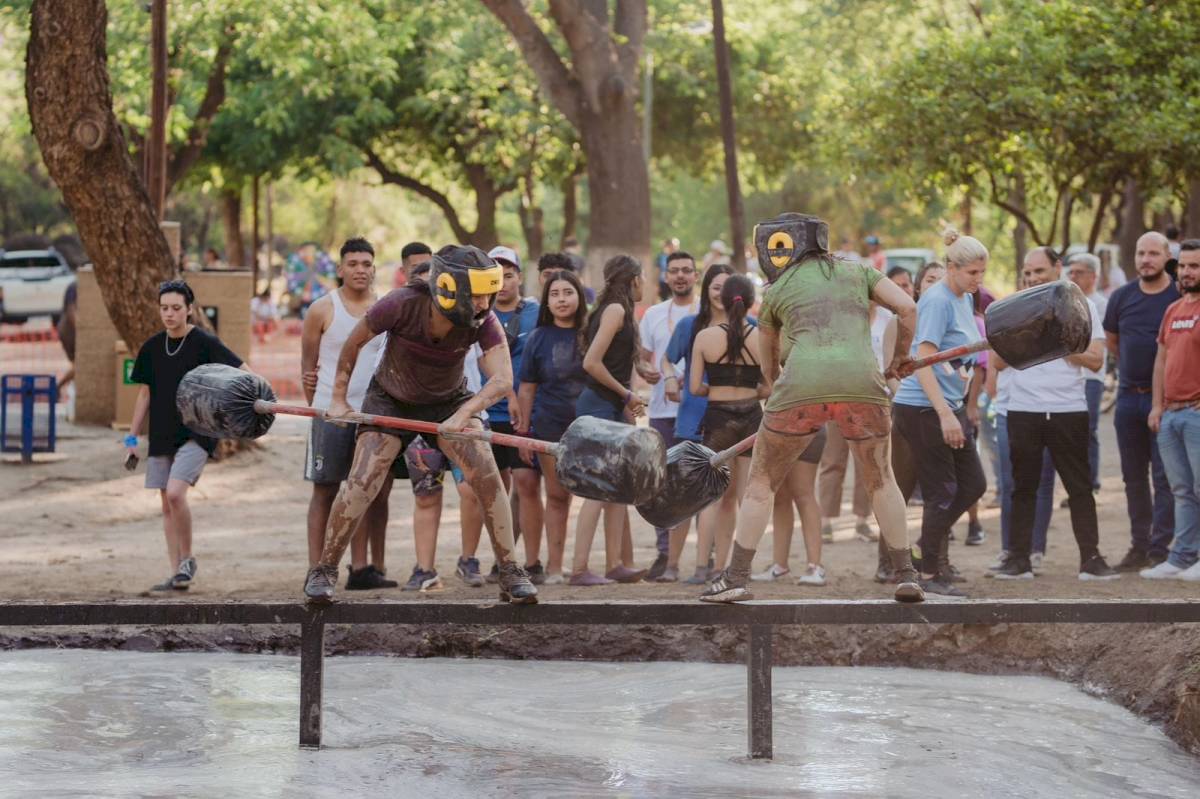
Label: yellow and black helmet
xmin=752 ymin=212 xmax=829 ymax=283
xmin=430 ymin=244 xmax=503 ymax=328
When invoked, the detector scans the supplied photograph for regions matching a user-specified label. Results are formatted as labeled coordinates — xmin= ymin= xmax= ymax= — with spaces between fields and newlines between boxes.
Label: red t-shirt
xmin=1157 ymin=297 xmax=1200 ymax=403
xmin=365 ymin=285 xmax=504 ymax=403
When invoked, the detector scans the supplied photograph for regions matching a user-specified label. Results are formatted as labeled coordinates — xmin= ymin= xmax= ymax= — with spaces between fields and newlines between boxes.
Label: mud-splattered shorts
xmin=390 ymin=435 xmax=449 ymax=497
xmin=763 ymin=401 xmax=891 ymax=441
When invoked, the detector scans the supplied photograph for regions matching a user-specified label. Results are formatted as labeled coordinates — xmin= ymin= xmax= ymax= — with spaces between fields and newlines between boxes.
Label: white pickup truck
xmin=0 ymin=248 xmax=75 ymax=325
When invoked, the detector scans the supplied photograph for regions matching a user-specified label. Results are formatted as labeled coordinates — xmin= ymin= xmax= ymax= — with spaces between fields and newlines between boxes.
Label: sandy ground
xmin=1 ymin=410 xmax=1196 ymax=604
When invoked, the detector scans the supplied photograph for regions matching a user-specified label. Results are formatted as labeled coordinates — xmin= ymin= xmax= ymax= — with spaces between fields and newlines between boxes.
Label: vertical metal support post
xmin=299 ymin=610 xmax=325 ymax=749
xmin=746 ymin=624 xmax=774 ymax=759
xmin=20 ymin=376 xmax=34 ymax=464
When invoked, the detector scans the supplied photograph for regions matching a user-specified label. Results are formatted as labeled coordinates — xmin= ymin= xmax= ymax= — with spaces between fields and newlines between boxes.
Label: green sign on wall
xmin=122 ymin=358 xmax=135 ymax=385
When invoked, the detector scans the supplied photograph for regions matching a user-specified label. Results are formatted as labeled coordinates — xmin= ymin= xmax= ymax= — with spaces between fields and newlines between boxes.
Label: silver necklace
xmin=164 ymin=328 xmax=191 ymax=357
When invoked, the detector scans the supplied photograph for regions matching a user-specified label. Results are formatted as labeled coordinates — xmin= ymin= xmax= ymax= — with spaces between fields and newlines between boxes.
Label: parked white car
xmin=0 ymin=248 xmax=75 ymax=324
xmin=884 ymin=248 xmax=937 ymax=277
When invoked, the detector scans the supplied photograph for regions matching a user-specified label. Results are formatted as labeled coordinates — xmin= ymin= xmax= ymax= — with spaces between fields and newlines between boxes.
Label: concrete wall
xmin=74 ymin=267 xmax=253 ymax=427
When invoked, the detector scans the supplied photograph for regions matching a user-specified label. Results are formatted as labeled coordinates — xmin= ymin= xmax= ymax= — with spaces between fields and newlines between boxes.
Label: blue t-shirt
xmin=1102 ymin=280 xmax=1181 ymax=391
xmin=517 ymin=325 xmax=586 ymax=439
xmin=666 ymin=314 xmax=758 ymax=441
xmin=894 ymin=282 xmax=980 ymax=410
xmin=488 ymin=299 xmax=540 ymax=422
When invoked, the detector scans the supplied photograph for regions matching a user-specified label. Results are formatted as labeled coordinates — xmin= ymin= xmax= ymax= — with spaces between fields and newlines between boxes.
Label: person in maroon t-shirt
xmin=1145 ymin=240 xmax=1200 ymax=580
xmin=303 ymin=245 xmax=538 ymax=605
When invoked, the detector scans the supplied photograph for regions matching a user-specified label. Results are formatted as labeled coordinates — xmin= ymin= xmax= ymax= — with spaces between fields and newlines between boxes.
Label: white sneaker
xmin=752 ymin=563 xmax=790 ymax=582
xmin=987 ymin=550 xmax=1010 ymax=571
xmin=543 ymin=572 xmax=565 ymax=585
xmin=1140 ymin=561 xmax=1185 ymax=580
xmin=1031 ymin=552 xmax=1044 ymax=574
xmin=796 ymin=564 xmax=827 ymax=586
xmin=1178 ymin=561 xmax=1200 ymax=582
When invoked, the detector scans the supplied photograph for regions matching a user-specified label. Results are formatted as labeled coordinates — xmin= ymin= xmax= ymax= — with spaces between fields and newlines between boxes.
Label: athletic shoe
xmin=304 ymin=565 xmax=338 ymax=604
xmin=543 ymin=572 xmax=566 ymax=585
xmin=1149 ymin=551 xmax=1169 ymax=568
xmin=682 ymin=567 xmax=710 ymax=585
xmin=965 ymin=521 xmax=986 ymax=546
xmin=606 ymin=565 xmax=648 ymax=583
xmin=992 ymin=554 xmax=1034 ymax=580
xmin=751 ymin=563 xmax=791 ymax=582
xmin=149 ymin=576 xmax=177 ymax=592
xmin=919 ymin=574 xmax=967 ymax=598
xmin=497 ymin=562 xmax=538 ymax=604
xmin=855 ymin=521 xmax=878 ymax=543
xmin=821 ymin=522 xmax=834 ymax=543
xmin=874 ymin=548 xmax=894 ymax=584
xmin=345 ymin=564 xmax=398 ymax=590
xmin=987 ymin=550 xmax=1011 ymax=572
xmin=795 ymin=564 xmax=827 ymax=586
xmin=569 ymin=570 xmax=612 ymax=586
xmin=485 ymin=563 xmax=500 ymax=584
xmin=699 ymin=570 xmax=752 ymax=603
xmin=1179 ymin=561 xmax=1200 ymax=582
xmin=943 ymin=562 xmax=967 ymax=583
xmin=1115 ymin=548 xmax=1151 ymax=572
xmin=1079 ymin=555 xmax=1120 ymax=581
xmin=1031 ymin=552 xmax=1044 ymax=574
xmin=655 ymin=566 xmax=680 ymax=583
xmin=1140 ymin=561 xmax=1185 ymax=580
xmin=645 ymin=552 xmax=669 ymax=581
xmin=172 ymin=556 xmax=197 ymax=590
xmin=456 ymin=556 xmax=484 ymax=587
xmin=402 ymin=567 xmax=443 ymax=592
xmin=525 ymin=561 xmax=546 ymax=585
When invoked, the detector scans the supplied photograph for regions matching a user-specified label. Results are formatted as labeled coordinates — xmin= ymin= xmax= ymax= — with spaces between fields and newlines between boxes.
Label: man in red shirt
xmin=1145 ymin=240 xmax=1200 ymax=581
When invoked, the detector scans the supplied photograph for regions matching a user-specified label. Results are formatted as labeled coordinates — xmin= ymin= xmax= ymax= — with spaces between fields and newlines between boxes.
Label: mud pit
xmin=1 ymin=416 xmax=1198 ymax=754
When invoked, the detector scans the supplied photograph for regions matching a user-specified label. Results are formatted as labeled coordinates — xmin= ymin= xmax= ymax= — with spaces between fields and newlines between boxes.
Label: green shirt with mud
xmin=759 ymin=258 xmax=888 ymax=411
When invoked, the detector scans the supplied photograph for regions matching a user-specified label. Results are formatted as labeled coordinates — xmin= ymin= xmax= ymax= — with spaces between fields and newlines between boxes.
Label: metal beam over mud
xmin=3 ymin=599 xmax=1199 ymax=759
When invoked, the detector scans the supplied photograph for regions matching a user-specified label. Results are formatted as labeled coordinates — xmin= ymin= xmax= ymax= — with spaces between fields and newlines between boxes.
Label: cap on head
xmin=752 ymin=212 xmax=830 ymax=283
xmin=430 ymin=245 xmax=503 ymax=328
xmin=866 ymin=235 xmax=880 ymax=246
xmin=487 ymin=245 xmax=521 ymax=271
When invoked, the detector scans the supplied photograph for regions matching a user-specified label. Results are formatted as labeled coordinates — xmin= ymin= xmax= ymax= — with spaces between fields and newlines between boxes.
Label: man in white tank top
xmin=300 ymin=238 xmax=394 ymax=589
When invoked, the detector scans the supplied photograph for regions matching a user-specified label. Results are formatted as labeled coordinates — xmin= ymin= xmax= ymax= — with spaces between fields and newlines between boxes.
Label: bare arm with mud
xmin=440 ymin=340 xmax=513 ymax=434
xmin=882 ymin=317 xmax=900 ymax=395
xmin=872 ymin=278 xmax=916 ymax=379
xmin=300 ymin=296 xmax=331 ymax=406
xmin=324 ymin=319 xmax=375 ymax=420
xmin=757 ymin=324 xmax=782 ymax=389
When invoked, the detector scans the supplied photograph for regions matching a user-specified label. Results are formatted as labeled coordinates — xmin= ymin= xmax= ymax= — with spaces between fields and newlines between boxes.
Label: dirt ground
xmin=1 ymin=412 xmax=1198 ymax=755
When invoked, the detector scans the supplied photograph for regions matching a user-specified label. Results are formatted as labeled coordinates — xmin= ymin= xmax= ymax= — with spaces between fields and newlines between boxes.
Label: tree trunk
xmin=960 ymin=189 xmax=973 ymax=235
xmin=464 ymin=165 xmax=502 ymax=250
xmin=517 ymin=175 xmax=545 ymax=266
xmin=25 ymin=0 xmax=175 ymax=348
xmin=579 ymin=108 xmax=651 ymax=288
xmin=1117 ymin=178 xmax=1146 ymax=279
xmin=251 ymin=175 xmax=261 ymax=292
xmin=1060 ymin=190 xmax=1074 ymax=254
xmin=1086 ymin=188 xmax=1114 ymax=254
xmin=221 ymin=187 xmax=245 ymax=267
xmin=1186 ymin=176 xmax=1200 ymax=239
xmin=1012 ymin=173 xmax=1027 ymax=290
xmin=560 ymin=172 xmax=578 ymax=248
xmin=711 ymin=0 xmax=745 ymax=273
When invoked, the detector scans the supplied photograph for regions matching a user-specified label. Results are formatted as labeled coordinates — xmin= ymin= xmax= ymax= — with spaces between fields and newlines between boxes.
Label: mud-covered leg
xmin=848 ymin=433 xmax=924 ymax=603
xmin=702 ymin=426 xmax=814 ymax=603
xmin=440 ymin=421 xmax=537 ymax=604
xmin=305 ymin=431 xmax=402 ymax=604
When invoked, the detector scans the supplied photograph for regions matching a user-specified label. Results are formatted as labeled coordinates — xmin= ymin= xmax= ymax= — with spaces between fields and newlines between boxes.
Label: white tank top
xmin=314 ymin=289 xmax=385 ymax=410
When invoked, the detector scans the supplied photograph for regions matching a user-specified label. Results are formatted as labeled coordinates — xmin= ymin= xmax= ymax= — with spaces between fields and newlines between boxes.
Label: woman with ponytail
xmin=689 ymin=275 xmax=767 ymax=577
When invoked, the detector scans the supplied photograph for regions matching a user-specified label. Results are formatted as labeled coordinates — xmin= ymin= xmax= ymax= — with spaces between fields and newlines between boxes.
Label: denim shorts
xmin=575 ymin=385 xmax=624 ymax=422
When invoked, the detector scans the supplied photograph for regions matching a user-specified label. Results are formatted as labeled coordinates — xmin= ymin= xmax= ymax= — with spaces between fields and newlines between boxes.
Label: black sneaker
xmin=1115 ymin=548 xmax=1151 ymax=572
xmin=172 ymin=556 xmax=197 ymax=590
xmin=919 ymin=574 xmax=967 ymax=598
xmin=149 ymin=575 xmax=177 ymax=592
xmin=645 ymin=552 xmax=669 ymax=581
xmin=304 ymin=565 xmax=339 ymax=604
xmin=992 ymin=554 xmax=1034 ymax=580
xmin=346 ymin=564 xmax=399 ymax=590
xmin=525 ymin=561 xmax=546 ymax=585
xmin=1079 ymin=554 xmax=1120 ymax=581
xmin=498 ymin=562 xmax=538 ymax=604
xmin=485 ymin=563 xmax=500 ymax=584
xmin=965 ymin=521 xmax=986 ymax=546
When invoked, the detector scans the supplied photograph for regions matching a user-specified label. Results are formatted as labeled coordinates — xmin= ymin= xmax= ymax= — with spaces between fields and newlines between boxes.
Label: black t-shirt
xmin=130 ymin=327 xmax=243 ymax=456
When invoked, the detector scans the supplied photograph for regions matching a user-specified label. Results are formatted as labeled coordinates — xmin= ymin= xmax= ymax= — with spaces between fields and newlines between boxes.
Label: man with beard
xmin=639 ymin=250 xmax=697 ymax=579
xmin=1103 ymin=232 xmax=1180 ymax=571
xmin=1144 ymin=240 xmax=1200 ymax=581
xmin=303 ymin=245 xmax=537 ymax=605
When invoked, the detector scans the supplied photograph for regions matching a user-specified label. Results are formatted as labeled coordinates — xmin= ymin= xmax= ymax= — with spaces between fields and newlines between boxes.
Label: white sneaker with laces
xmin=1176 ymin=561 xmax=1200 ymax=582
xmin=987 ymin=550 xmax=1010 ymax=571
xmin=796 ymin=564 xmax=827 ymax=586
xmin=1140 ymin=561 xmax=1185 ymax=580
xmin=751 ymin=563 xmax=790 ymax=582
xmin=1030 ymin=552 xmax=1044 ymax=574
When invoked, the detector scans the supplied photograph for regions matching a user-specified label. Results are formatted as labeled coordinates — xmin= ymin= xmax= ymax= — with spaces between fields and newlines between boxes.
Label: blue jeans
xmin=1086 ymin=379 xmax=1103 ymax=490
xmin=1114 ymin=390 xmax=1174 ymax=556
xmin=996 ymin=414 xmax=1054 ymax=553
xmin=1157 ymin=407 xmax=1200 ymax=569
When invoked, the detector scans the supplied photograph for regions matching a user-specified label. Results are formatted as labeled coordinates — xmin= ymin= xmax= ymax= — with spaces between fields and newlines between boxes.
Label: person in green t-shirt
xmin=699 ymin=212 xmax=926 ymax=604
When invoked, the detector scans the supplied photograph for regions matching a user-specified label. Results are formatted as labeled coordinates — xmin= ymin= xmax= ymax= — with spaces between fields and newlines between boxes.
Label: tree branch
xmin=166 ymin=33 xmax=235 ymax=194
xmin=987 ymin=170 xmax=1045 ymax=245
xmin=363 ymin=148 xmax=471 ymax=243
xmin=614 ymin=0 xmax=647 ymax=81
xmin=479 ymin=0 xmax=582 ymax=128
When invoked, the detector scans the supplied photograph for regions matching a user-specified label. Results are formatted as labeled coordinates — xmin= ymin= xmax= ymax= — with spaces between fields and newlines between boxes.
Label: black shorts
xmin=701 ymin=399 xmax=764 ymax=458
xmin=488 ymin=421 xmax=537 ymax=471
xmin=358 ymin=378 xmax=479 ymax=452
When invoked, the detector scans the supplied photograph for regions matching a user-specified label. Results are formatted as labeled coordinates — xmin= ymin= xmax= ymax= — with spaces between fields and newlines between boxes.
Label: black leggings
xmin=893 ymin=403 xmax=987 ymax=567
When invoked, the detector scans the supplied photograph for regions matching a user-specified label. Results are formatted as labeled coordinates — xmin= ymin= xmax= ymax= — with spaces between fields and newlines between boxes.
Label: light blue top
xmin=893 ymin=281 xmax=980 ymax=410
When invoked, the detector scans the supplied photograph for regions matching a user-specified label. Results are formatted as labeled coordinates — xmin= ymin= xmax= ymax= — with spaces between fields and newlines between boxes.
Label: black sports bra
xmin=705 ymin=325 xmax=762 ymax=389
